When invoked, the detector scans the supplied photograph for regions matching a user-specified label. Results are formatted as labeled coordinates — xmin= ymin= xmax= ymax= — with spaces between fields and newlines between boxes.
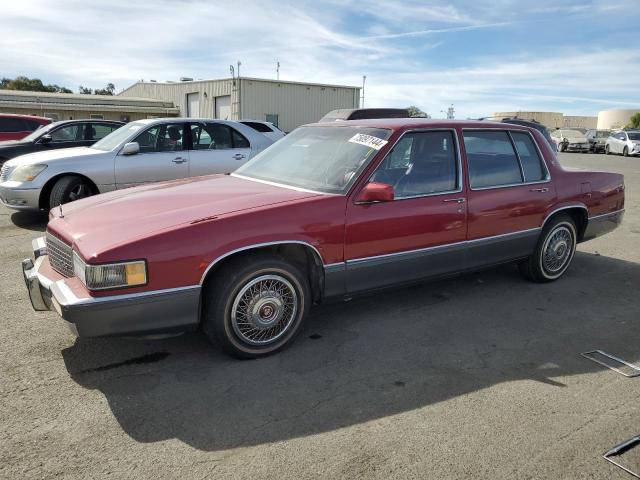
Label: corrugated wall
xmin=240 ymin=79 xmax=360 ymax=132
xmin=120 ymin=80 xmax=234 ymax=118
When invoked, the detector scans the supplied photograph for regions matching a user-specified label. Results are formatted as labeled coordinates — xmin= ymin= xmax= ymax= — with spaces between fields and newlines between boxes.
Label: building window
xmin=120 ymin=115 xmax=130 ymax=123
xmin=90 ymin=114 xmax=104 ymax=119
xmin=265 ymin=114 xmax=278 ymax=127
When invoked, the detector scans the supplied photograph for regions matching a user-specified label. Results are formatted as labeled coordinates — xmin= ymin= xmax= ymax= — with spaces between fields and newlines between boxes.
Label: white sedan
xmin=0 ymin=118 xmax=274 ymax=211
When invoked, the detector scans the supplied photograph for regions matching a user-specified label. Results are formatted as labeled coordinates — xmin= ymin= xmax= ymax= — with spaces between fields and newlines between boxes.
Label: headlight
xmin=73 ymin=252 xmax=147 ymax=290
xmin=9 ymin=164 xmax=47 ymax=182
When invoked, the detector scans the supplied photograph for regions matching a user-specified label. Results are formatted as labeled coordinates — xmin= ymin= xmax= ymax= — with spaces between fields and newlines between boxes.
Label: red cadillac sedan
xmin=22 ymin=119 xmax=624 ymax=358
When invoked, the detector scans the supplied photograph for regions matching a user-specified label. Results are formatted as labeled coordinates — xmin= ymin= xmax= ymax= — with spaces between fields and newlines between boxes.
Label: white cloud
xmin=0 ymin=0 xmax=638 ymax=119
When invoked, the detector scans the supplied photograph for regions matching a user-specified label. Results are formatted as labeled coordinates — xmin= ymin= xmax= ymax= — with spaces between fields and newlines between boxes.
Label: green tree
xmin=627 ymin=112 xmax=640 ymax=129
xmin=94 ymin=83 xmax=115 ymax=95
xmin=1 ymin=75 xmax=72 ymax=93
xmin=407 ymin=105 xmax=430 ymax=118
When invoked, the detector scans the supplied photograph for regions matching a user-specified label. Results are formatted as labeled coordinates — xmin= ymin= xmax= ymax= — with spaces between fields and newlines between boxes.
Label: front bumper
xmin=0 ymin=183 xmax=41 ymax=210
xmin=22 ymin=237 xmax=201 ymax=337
xmin=565 ymin=143 xmax=590 ymax=152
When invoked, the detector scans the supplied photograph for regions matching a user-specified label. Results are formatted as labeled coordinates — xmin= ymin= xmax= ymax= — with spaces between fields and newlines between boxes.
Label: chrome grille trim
xmin=0 ymin=164 xmax=10 ymax=183
xmin=46 ymin=233 xmax=74 ymax=277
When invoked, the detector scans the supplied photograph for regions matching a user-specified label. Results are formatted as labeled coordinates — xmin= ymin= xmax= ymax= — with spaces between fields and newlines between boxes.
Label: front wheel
xmin=605 ymin=144 xmax=611 ymax=155
xmin=49 ymin=175 xmax=94 ymax=208
xmin=519 ymin=215 xmax=577 ymax=283
xmin=623 ymin=146 xmax=629 ymax=157
xmin=202 ymin=254 xmax=310 ymax=358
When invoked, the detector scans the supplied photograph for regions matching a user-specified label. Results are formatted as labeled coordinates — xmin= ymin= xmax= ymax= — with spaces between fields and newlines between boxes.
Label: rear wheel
xmin=202 ymin=254 xmax=310 ymax=358
xmin=49 ymin=175 xmax=93 ymax=208
xmin=519 ymin=214 xmax=577 ymax=283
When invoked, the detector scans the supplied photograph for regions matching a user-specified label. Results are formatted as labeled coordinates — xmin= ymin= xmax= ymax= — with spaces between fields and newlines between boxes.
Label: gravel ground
xmin=1 ymin=152 xmax=639 ymax=479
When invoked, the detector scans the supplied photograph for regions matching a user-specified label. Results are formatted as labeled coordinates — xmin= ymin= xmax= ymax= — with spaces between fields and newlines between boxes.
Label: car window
xmin=0 ymin=117 xmax=27 ymax=132
xmin=90 ymin=124 xmax=120 ymax=141
xmin=628 ymin=132 xmax=640 ymax=141
xmin=135 ymin=123 xmax=184 ymax=153
xmin=371 ymin=130 xmax=458 ymax=198
xmin=190 ymin=123 xmax=232 ymax=150
xmin=241 ymin=121 xmax=273 ymax=133
xmin=511 ymin=132 xmax=546 ymax=182
xmin=50 ymin=124 xmax=84 ymax=142
xmin=231 ymin=128 xmax=250 ymax=148
xmin=616 ymin=132 xmax=626 ymax=140
xmin=24 ymin=120 xmax=44 ymax=131
xmin=464 ymin=130 xmax=523 ymax=189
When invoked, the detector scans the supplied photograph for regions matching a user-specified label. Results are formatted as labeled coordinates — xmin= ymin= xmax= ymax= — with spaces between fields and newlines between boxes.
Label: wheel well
xmin=201 ymin=243 xmax=325 ymax=304
xmin=545 ymin=207 xmax=588 ymax=242
xmin=39 ymin=173 xmax=99 ymax=210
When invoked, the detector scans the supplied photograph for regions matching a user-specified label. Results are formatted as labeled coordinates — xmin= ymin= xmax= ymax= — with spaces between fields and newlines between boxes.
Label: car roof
xmin=0 ymin=113 xmax=50 ymax=122
xmin=47 ymin=119 xmax=124 ymax=127
xmin=303 ymin=118 xmax=530 ymax=132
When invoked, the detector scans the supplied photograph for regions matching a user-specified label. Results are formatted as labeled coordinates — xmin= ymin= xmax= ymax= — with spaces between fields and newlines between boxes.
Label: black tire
xmin=623 ymin=146 xmax=629 ymax=157
xmin=202 ymin=253 xmax=311 ymax=359
xmin=519 ymin=214 xmax=577 ymax=283
xmin=49 ymin=175 xmax=93 ymax=208
xmin=605 ymin=145 xmax=610 ymax=155
xmin=558 ymin=142 xmax=566 ymax=153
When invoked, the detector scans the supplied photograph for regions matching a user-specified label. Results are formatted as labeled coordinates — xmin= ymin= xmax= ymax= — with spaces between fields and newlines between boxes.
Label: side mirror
xmin=39 ymin=134 xmax=52 ymax=144
xmin=121 ymin=142 xmax=140 ymax=155
xmin=356 ymin=182 xmax=394 ymax=203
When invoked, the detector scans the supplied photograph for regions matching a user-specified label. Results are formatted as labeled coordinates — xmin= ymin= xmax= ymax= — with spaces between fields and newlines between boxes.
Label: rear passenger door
xmin=88 ymin=123 xmax=120 ymax=145
xmin=187 ymin=122 xmax=252 ymax=176
xmin=46 ymin=123 xmax=87 ymax=149
xmin=463 ymin=129 xmax=555 ymax=269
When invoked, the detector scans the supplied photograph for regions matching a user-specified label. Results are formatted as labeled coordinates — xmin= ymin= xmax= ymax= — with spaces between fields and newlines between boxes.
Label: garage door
xmin=215 ymin=95 xmax=231 ymax=120
xmin=187 ymin=92 xmax=200 ymax=117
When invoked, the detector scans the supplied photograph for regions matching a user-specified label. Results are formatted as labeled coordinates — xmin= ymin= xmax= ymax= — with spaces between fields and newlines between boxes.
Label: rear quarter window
xmin=510 ymin=132 xmax=546 ymax=182
xmin=241 ymin=121 xmax=273 ymax=133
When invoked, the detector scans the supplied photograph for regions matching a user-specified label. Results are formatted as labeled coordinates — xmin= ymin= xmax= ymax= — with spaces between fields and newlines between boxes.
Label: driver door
xmin=345 ymin=129 xmax=468 ymax=293
xmin=114 ymin=122 xmax=189 ymax=188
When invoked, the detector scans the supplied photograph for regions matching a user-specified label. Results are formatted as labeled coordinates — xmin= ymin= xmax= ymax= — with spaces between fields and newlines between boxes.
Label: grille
xmin=46 ymin=233 xmax=74 ymax=277
xmin=0 ymin=164 xmax=9 ymax=183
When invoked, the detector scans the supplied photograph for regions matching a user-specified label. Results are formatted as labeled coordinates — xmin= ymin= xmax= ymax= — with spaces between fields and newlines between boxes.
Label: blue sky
xmin=1 ymin=0 xmax=639 ymax=119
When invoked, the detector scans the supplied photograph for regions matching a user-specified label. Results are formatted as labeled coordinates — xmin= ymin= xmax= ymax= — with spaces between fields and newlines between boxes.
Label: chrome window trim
xmin=461 ymin=128 xmax=551 ymax=191
xmin=345 ymin=226 xmax=542 ymax=265
xmin=364 ymin=127 xmax=463 ymax=201
xmin=198 ymin=240 xmax=326 ymax=285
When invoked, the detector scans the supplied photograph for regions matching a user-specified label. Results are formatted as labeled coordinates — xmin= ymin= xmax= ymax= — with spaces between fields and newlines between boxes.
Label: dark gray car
xmin=0 ymin=119 xmax=124 ymax=165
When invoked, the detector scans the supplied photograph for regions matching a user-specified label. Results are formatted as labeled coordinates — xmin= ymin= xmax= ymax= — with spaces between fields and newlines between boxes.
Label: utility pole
xmin=276 ymin=60 xmax=280 ymax=80
xmin=237 ymin=61 xmax=242 ymax=120
xmin=361 ymin=75 xmax=366 ymax=107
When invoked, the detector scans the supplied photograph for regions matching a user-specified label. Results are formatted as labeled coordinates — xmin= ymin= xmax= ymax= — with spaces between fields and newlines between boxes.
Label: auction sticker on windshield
xmin=348 ymin=133 xmax=388 ymax=150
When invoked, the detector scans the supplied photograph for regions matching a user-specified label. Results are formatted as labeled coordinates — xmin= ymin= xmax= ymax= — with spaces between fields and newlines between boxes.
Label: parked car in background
xmin=605 ymin=130 xmax=640 ymax=157
xmin=239 ymin=120 xmax=286 ymax=141
xmin=0 ymin=118 xmax=273 ymax=210
xmin=550 ymin=129 xmax=590 ymax=152
xmin=585 ymin=129 xmax=611 ymax=153
xmin=0 ymin=119 xmax=124 ymax=165
xmin=0 ymin=114 xmax=51 ymax=141
xmin=319 ymin=108 xmax=409 ymax=122
xmin=21 ymin=119 xmax=624 ymax=358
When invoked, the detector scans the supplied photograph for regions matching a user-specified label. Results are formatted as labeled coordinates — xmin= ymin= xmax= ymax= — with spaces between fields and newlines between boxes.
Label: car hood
xmin=4 ymin=146 xmax=104 ymax=167
xmin=48 ymin=174 xmax=324 ymax=256
xmin=0 ymin=140 xmax=29 ymax=148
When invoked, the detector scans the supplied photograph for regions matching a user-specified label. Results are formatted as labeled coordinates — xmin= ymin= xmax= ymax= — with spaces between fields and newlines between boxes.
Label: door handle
xmin=443 ymin=198 xmax=466 ymax=203
xmin=233 ymin=153 xmax=246 ymax=160
xmin=172 ymin=157 xmax=187 ymax=164
xmin=529 ymin=187 xmax=549 ymax=193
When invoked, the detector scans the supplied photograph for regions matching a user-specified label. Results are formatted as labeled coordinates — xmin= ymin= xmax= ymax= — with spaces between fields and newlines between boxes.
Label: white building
xmin=119 ymin=77 xmax=361 ymax=133
xmin=597 ymin=109 xmax=640 ymax=130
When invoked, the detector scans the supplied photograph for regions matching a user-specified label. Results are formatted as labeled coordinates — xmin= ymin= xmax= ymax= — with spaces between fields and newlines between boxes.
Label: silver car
xmin=550 ymin=129 xmax=590 ymax=153
xmin=605 ymin=130 xmax=640 ymax=157
xmin=0 ymin=118 xmax=273 ymax=211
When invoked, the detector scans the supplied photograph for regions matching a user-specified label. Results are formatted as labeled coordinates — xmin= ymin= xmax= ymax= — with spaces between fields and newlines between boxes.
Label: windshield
xmin=21 ymin=122 xmax=57 ymax=142
xmin=628 ymin=132 xmax=640 ymax=141
xmin=234 ymin=126 xmax=392 ymax=193
xmin=595 ymin=130 xmax=611 ymax=138
xmin=91 ymin=122 xmax=145 ymax=151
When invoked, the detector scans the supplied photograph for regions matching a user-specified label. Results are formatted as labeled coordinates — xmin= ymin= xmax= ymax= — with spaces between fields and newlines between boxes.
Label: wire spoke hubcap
xmin=542 ymin=226 xmax=573 ymax=274
xmin=231 ymin=274 xmax=298 ymax=346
